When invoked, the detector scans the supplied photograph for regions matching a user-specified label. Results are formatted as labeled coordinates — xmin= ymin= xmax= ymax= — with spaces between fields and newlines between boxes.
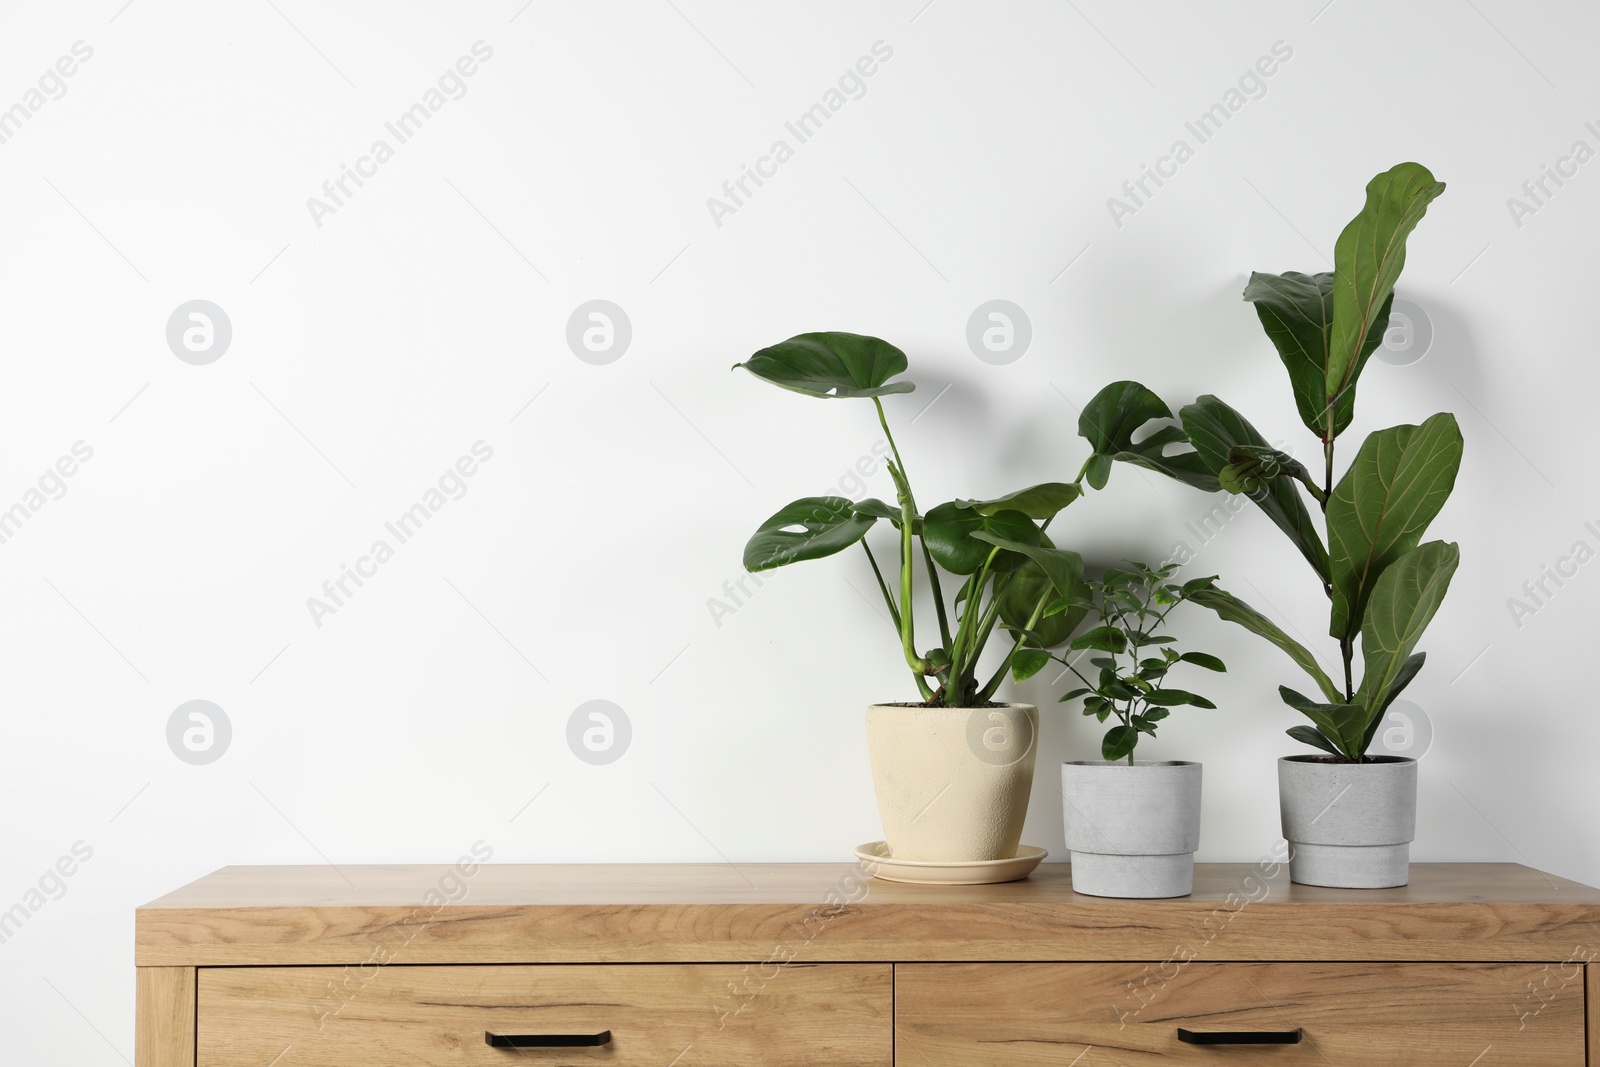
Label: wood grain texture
xmin=137 ymin=862 xmax=1600 ymax=966
xmin=136 ymin=967 xmax=195 ymax=1067
xmin=896 ymin=962 xmax=1584 ymax=1066
xmin=196 ymin=964 xmax=892 ymax=1067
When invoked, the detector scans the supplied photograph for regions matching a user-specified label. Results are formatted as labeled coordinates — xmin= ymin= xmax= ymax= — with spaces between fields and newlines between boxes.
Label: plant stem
xmin=874 ymin=398 xmax=931 ymax=687
xmin=922 ymin=540 xmax=952 ymax=651
xmin=861 ymin=541 xmax=901 ymax=631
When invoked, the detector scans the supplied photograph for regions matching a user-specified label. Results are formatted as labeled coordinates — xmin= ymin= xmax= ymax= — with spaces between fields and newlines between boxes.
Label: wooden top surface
xmin=142 ymin=862 xmax=1600 ymax=909
xmin=136 ymin=862 xmax=1600 ymax=967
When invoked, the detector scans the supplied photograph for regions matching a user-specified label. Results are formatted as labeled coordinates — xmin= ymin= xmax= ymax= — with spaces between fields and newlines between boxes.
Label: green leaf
xmin=1102 ymin=725 xmax=1139 ymax=761
xmin=969 ymin=533 xmax=1088 ymax=603
xmin=744 ymin=496 xmax=875 ymax=572
xmin=851 ymin=497 xmax=921 ymax=531
xmin=956 ymin=482 xmax=1083 ymax=521
xmin=1010 ymin=647 xmax=1050 ymax=683
xmin=1000 ymin=561 xmax=1088 ymax=648
xmin=1180 ymin=395 xmax=1330 ymax=584
xmin=1145 ymin=689 xmax=1215 ymax=708
xmin=732 ymin=332 xmax=916 ymax=399
xmin=1078 ymin=381 xmax=1220 ymax=492
xmin=1327 ymin=163 xmax=1446 ymax=405
xmin=1286 ymin=724 xmax=1342 ymax=756
xmin=1189 ymin=585 xmax=1341 ymax=702
xmin=1326 ymin=413 xmax=1463 ymax=641
xmin=1280 ymin=686 xmax=1369 ymax=760
xmin=1142 ymin=707 xmax=1170 ymax=723
xmin=1219 ymin=445 xmax=1321 ymax=502
xmin=1177 ymin=652 xmax=1226 ymax=672
xmin=1361 ymin=651 xmax=1425 ymax=752
xmin=1356 ymin=541 xmax=1459 ymax=716
xmin=1059 ymin=687 xmax=1091 ymax=702
xmin=1243 ymin=271 xmax=1392 ymax=439
xmin=1084 ymin=453 xmax=1113 ymax=491
xmin=923 ymin=504 xmax=1040 ymax=575
xmin=1068 ymin=626 xmax=1128 ymax=654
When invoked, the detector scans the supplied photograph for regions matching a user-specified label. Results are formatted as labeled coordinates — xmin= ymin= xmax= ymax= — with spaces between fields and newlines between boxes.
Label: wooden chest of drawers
xmin=137 ymin=862 xmax=1600 ymax=1065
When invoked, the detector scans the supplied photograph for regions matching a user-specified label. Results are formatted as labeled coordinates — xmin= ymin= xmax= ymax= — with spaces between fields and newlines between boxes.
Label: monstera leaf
xmin=732 ymin=332 xmax=915 ymax=399
xmin=922 ymin=503 xmax=1040 ymax=575
xmin=956 ymin=482 xmax=1082 ymax=521
xmin=1078 ymin=381 xmax=1219 ymax=492
xmin=1243 ymin=270 xmax=1392 ymax=440
xmin=1181 ymin=395 xmax=1329 ymax=584
xmin=969 ymin=533 xmax=1088 ymax=611
xmin=743 ymin=496 xmax=875 ymax=571
xmin=1326 ymin=163 xmax=1446 ymax=406
xmin=997 ymin=555 xmax=1090 ymax=647
xmin=1326 ymin=413 xmax=1463 ymax=641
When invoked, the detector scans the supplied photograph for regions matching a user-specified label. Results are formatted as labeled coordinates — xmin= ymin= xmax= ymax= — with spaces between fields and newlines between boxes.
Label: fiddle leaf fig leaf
xmin=1181 ymin=395 xmax=1330 ymax=584
xmin=743 ymin=496 xmax=876 ymax=572
xmin=1279 ymin=686 xmax=1370 ymax=761
xmin=1357 ymin=541 xmax=1459 ymax=716
xmin=1326 ymin=162 xmax=1446 ymax=406
xmin=733 ymin=332 xmax=916 ymax=399
xmin=1243 ymin=270 xmax=1392 ymax=439
xmin=1286 ymin=724 xmax=1343 ymax=756
xmin=1078 ymin=381 xmax=1220 ymax=492
xmin=1326 ymin=413 xmax=1463 ymax=641
xmin=1188 ymin=585 xmax=1341 ymax=702
xmin=1219 ymin=445 xmax=1322 ymax=503
xmin=956 ymin=482 xmax=1083 ymax=521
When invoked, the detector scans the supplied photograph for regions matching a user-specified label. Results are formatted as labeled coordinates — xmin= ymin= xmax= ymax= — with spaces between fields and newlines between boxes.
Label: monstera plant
xmin=736 ymin=332 xmax=1091 ymax=708
xmin=736 ymin=331 xmax=1095 ymax=874
xmin=1076 ymin=162 xmax=1462 ymax=765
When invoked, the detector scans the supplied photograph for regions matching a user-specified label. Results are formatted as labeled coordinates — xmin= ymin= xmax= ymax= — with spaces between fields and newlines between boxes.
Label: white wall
xmin=2 ymin=0 xmax=1596 ymax=1060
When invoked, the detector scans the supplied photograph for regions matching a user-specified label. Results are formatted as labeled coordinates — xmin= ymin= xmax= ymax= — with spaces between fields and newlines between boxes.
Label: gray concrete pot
xmin=1279 ymin=755 xmax=1417 ymax=888
xmin=1061 ymin=760 xmax=1201 ymax=898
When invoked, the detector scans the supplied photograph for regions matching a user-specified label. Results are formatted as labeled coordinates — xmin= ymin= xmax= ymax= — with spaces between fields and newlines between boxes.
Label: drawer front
xmin=198 ymin=964 xmax=891 ymax=1066
xmin=897 ymin=962 xmax=1584 ymax=1065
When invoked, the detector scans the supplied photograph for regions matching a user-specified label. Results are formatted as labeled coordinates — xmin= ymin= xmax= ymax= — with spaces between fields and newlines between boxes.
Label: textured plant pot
xmin=865 ymin=703 xmax=1037 ymax=862
xmin=1061 ymin=760 xmax=1202 ymax=898
xmin=1279 ymin=755 xmax=1417 ymax=889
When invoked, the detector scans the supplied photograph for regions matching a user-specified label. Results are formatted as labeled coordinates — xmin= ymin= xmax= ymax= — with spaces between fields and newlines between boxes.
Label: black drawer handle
xmin=1178 ymin=1027 xmax=1301 ymax=1045
xmin=486 ymin=1031 xmax=612 ymax=1048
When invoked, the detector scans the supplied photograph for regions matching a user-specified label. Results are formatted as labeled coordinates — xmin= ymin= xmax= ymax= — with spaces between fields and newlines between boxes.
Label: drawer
xmin=896 ymin=962 xmax=1585 ymax=1065
xmin=197 ymin=963 xmax=891 ymax=1066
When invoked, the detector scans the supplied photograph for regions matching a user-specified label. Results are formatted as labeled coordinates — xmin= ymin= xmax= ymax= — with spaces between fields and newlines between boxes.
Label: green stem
xmin=861 ymin=541 xmax=901 ymax=631
xmin=977 ymin=581 xmax=1051 ymax=704
xmin=922 ymin=539 xmax=953 ymax=651
xmin=874 ymin=398 xmax=930 ymax=685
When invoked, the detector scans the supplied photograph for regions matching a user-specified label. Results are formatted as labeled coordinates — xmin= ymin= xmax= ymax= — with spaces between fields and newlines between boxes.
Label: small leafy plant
xmin=1052 ymin=562 xmax=1226 ymax=764
xmin=736 ymin=332 xmax=1093 ymax=708
xmin=1074 ymin=162 xmax=1461 ymax=762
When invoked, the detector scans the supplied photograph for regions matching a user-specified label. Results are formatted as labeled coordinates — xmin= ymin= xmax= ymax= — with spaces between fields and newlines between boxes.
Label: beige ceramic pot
xmin=865 ymin=703 xmax=1038 ymax=862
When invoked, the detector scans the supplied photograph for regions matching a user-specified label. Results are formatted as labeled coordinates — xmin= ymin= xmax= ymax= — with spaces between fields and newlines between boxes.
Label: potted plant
xmin=1048 ymin=562 xmax=1225 ymax=897
xmin=735 ymin=332 xmax=1091 ymax=876
xmin=1074 ymin=162 xmax=1460 ymax=888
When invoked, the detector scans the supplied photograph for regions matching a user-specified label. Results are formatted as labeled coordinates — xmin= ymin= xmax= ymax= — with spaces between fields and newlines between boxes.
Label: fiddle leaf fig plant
xmin=736 ymin=332 xmax=1092 ymax=708
xmin=1050 ymin=562 xmax=1227 ymax=764
xmin=1076 ymin=162 xmax=1461 ymax=762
